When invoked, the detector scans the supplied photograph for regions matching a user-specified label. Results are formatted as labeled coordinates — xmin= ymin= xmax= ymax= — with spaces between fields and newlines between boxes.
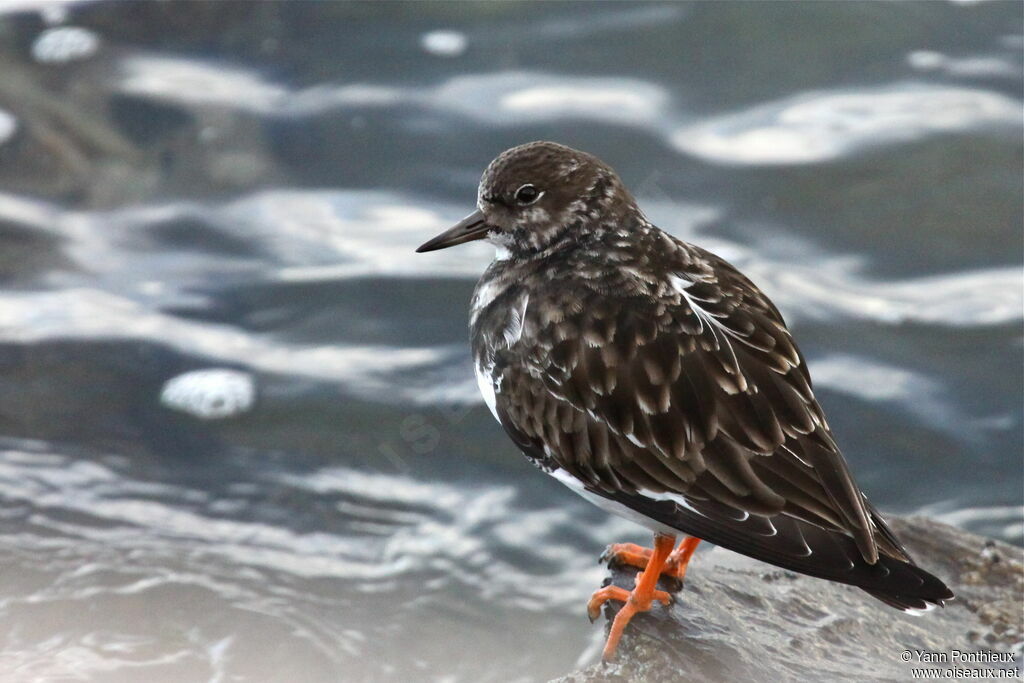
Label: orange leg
xmin=587 ymin=533 xmax=677 ymax=660
xmin=602 ymin=536 xmax=702 ymax=581
xmin=667 ymin=536 xmax=702 ymax=580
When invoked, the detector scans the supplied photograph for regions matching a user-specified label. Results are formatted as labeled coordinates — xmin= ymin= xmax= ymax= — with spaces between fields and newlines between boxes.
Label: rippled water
xmin=0 ymin=2 xmax=1020 ymax=681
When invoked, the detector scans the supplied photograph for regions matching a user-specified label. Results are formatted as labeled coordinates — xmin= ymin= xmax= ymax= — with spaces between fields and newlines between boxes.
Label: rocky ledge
xmin=554 ymin=516 xmax=1022 ymax=683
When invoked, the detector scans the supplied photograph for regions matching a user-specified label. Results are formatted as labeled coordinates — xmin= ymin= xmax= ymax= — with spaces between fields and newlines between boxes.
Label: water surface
xmin=0 ymin=2 xmax=1020 ymax=681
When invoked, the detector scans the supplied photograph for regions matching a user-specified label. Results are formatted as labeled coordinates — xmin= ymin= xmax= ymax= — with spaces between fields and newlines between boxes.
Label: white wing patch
xmin=638 ymin=488 xmax=713 ymax=518
xmin=472 ymin=288 xmax=528 ymax=423
xmin=475 ymin=360 xmax=500 ymax=421
xmin=502 ymin=293 xmax=529 ymax=347
xmin=470 ymin=280 xmax=505 ymax=325
xmin=671 ymin=272 xmax=748 ymax=392
xmin=668 ymin=274 xmax=696 ymax=293
xmin=552 ymin=470 xmax=680 ymax=536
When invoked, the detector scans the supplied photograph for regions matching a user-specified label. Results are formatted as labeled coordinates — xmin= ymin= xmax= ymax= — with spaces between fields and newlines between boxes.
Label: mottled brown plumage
xmin=418 ymin=141 xmax=953 ymax=620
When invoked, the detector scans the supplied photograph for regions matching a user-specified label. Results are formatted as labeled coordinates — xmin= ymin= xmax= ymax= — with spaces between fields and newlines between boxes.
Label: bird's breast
xmin=469 ymin=265 xmax=533 ymax=347
xmin=469 ymin=269 xmax=533 ymax=422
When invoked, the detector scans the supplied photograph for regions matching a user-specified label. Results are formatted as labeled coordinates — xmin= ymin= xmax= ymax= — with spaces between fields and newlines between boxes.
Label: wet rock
xmin=554 ymin=516 xmax=1023 ymax=683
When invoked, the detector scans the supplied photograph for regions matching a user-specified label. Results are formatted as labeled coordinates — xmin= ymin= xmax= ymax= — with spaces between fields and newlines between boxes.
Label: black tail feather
xmin=596 ymin=488 xmax=955 ymax=609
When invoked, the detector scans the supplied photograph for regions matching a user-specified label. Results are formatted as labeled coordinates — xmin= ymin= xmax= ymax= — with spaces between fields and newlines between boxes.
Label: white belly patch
xmin=550 ymin=469 xmax=680 ymax=536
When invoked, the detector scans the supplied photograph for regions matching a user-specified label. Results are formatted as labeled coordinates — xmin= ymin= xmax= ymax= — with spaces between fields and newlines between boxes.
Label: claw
xmin=601 ymin=542 xmax=654 ymax=571
xmin=599 ymin=537 xmax=702 ymax=582
xmin=588 ymin=534 xmax=702 ymax=660
xmin=587 ymin=585 xmax=631 ymax=622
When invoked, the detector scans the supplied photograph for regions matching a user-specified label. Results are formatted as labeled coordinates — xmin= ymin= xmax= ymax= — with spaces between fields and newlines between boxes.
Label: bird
xmin=415 ymin=141 xmax=954 ymax=660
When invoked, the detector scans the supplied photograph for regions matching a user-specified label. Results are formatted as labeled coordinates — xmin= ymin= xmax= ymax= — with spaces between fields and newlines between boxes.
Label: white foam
xmin=0 ymin=110 xmax=15 ymax=146
xmin=672 ymin=84 xmax=1021 ymax=165
xmin=160 ymin=368 xmax=255 ymax=420
xmin=118 ymin=54 xmax=289 ymax=112
xmin=31 ymin=26 xmax=99 ymax=63
xmin=420 ymin=30 xmax=467 ymax=58
xmin=908 ymin=50 xmax=1018 ymax=78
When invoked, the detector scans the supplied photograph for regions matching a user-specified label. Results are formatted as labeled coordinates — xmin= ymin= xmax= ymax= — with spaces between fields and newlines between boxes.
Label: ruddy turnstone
xmin=416 ymin=141 xmax=953 ymax=660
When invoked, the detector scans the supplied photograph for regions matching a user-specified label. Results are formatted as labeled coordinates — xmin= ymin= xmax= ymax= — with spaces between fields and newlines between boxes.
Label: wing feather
xmin=476 ymin=231 xmax=951 ymax=607
xmin=490 ymin=239 xmax=882 ymax=564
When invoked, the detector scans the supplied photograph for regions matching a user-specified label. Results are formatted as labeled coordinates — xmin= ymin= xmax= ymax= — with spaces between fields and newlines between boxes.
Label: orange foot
xmin=601 ymin=536 xmax=702 ymax=582
xmin=588 ymin=533 xmax=685 ymax=661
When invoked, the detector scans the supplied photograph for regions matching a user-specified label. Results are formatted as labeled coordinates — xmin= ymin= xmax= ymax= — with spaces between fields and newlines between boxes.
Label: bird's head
xmin=416 ymin=141 xmax=637 ymax=258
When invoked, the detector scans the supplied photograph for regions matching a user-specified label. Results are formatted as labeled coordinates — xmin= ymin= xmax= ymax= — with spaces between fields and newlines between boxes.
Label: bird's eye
xmin=514 ymin=184 xmax=542 ymax=205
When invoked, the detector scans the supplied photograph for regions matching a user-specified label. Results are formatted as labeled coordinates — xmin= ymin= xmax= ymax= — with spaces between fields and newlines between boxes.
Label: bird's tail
xmin=855 ymin=504 xmax=954 ymax=611
xmin=599 ymin=487 xmax=955 ymax=610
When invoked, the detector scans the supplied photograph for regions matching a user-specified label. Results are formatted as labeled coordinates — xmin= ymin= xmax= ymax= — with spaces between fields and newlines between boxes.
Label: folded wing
xmin=491 ymin=239 xmax=952 ymax=608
